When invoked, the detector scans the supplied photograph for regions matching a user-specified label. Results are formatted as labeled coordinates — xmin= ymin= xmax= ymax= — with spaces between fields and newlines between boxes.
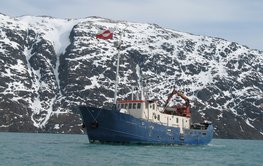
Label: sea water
xmin=0 ymin=132 xmax=262 ymax=166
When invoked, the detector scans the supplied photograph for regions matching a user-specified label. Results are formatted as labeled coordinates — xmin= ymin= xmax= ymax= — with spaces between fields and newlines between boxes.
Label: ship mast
xmin=113 ymin=25 xmax=127 ymax=104
xmin=113 ymin=39 xmax=122 ymax=104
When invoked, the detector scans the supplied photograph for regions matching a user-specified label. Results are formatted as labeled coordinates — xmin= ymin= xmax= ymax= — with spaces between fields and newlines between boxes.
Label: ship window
xmin=137 ymin=103 xmax=141 ymax=109
xmin=121 ymin=104 xmax=124 ymax=108
xmin=128 ymin=103 xmax=132 ymax=109
xmin=133 ymin=103 xmax=137 ymax=109
xmin=157 ymin=115 xmax=160 ymax=121
xmin=145 ymin=103 xmax=148 ymax=109
xmin=176 ymin=118 xmax=178 ymax=123
xmin=125 ymin=104 xmax=128 ymax=109
xmin=152 ymin=104 xmax=155 ymax=110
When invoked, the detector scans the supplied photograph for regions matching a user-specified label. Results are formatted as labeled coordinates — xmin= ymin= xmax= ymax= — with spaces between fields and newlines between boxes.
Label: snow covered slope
xmin=0 ymin=13 xmax=262 ymax=139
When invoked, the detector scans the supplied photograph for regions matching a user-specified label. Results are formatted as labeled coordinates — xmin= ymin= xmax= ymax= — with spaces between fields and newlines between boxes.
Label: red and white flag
xmin=96 ymin=29 xmax=113 ymax=40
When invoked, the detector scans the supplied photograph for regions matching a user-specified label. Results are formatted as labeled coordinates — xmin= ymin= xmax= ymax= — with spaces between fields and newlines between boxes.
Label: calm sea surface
xmin=0 ymin=132 xmax=262 ymax=166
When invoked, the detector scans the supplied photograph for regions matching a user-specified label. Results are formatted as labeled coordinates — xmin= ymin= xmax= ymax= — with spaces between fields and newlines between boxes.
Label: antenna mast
xmin=113 ymin=39 xmax=122 ymax=104
xmin=113 ymin=24 xmax=128 ymax=104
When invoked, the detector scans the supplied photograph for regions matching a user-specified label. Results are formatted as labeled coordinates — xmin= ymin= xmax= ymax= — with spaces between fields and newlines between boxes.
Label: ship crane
xmin=164 ymin=88 xmax=191 ymax=117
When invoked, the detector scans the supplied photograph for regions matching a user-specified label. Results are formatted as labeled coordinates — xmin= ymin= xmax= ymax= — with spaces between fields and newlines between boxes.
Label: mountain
xmin=0 ymin=13 xmax=262 ymax=139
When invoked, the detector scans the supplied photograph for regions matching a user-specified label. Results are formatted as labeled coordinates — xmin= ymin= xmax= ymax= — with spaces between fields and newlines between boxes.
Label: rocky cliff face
xmin=0 ymin=13 xmax=262 ymax=139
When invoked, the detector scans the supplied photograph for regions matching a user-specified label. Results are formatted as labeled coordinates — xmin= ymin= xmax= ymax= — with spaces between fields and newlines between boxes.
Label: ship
xmin=79 ymin=87 xmax=213 ymax=145
xmin=79 ymin=28 xmax=213 ymax=145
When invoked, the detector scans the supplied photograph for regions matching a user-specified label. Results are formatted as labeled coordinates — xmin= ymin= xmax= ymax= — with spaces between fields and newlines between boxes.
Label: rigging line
xmin=94 ymin=109 xmax=103 ymax=120
xmin=87 ymin=108 xmax=105 ymax=122
xmin=87 ymin=109 xmax=97 ymax=122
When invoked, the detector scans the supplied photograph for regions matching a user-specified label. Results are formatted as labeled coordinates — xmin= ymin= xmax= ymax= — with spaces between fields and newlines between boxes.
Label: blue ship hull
xmin=80 ymin=106 xmax=213 ymax=145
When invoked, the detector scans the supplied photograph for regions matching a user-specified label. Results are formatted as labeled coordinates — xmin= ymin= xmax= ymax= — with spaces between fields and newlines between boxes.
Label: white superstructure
xmin=117 ymin=100 xmax=191 ymax=134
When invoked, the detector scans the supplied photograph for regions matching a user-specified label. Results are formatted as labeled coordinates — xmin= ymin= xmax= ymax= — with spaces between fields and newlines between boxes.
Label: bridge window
xmin=133 ymin=103 xmax=136 ymax=109
xmin=125 ymin=104 xmax=128 ymax=109
xmin=145 ymin=103 xmax=148 ymax=109
xmin=128 ymin=103 xmax=132 ymax=109
xmin=152 ymin=104 xmax=155 ymax=110
xmin=121 ymin=104 xmax=124 ymax=108
xmin=137 ymin=103 xmax=141 ymax=109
